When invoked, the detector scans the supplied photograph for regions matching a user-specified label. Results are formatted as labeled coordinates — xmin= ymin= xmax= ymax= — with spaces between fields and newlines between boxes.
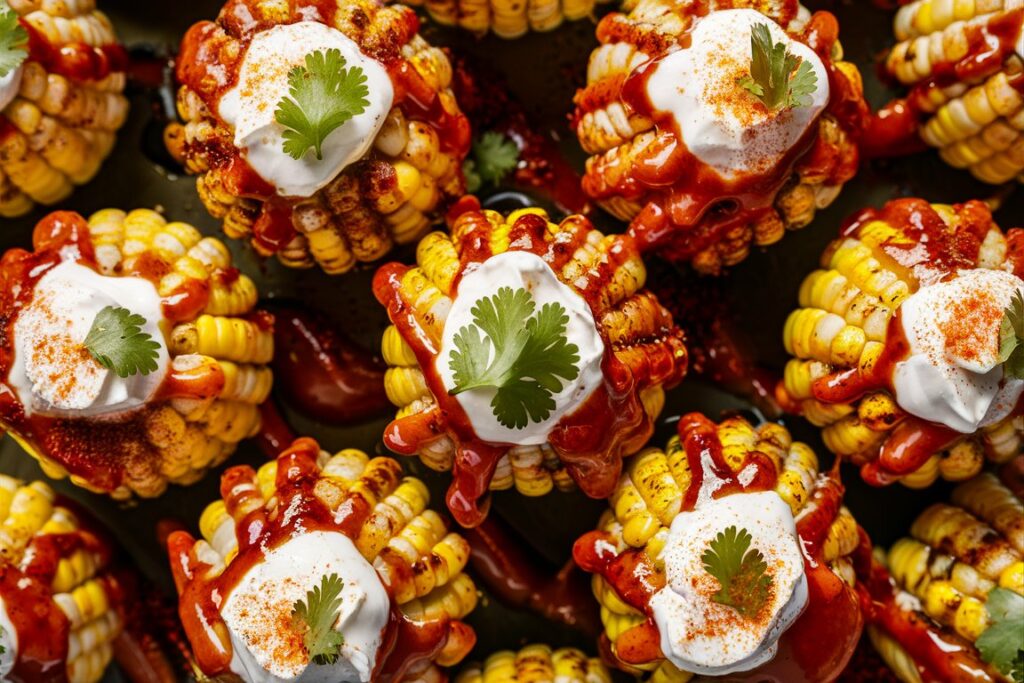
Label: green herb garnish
xmin=976 ymin=587 xmax=1024 ymax=683
xmin=0 ymin=1 xmax=28 ymax=79
xmin=999 ymin=290 xmax=1024 ymax=380
xmin=291 ymin=573 xmax=346 ymax=666
xmin=701 ymin=525 xmax=773 ymax=618
xmin=275 ymin=48 xmax=370 ymax=161
xmin=83 ymin=306 xmax=161 ymax=378
xmin=448 ymin=286 xmax=580 ymax=429
xmin=737 ymin=22 xmax=818 ymax=111
xmin=463 ymin=131 xmax=519 ymax=193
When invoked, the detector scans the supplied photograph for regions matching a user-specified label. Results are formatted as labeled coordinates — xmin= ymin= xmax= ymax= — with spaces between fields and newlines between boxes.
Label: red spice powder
xmin=940 ymin=287 xmax=1002 ymax=363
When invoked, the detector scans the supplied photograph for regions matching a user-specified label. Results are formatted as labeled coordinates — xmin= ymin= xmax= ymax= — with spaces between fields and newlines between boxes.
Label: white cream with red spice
xmin=221 ymin=531 xmax=390 ymax=683
xmin=218 ymin=21 xmax=393 ymax=198
xmin=0 ymin=601 xmax=16 ymax=679
xmin=649 ymin=491 xmax=808 ymax=675
xmin=0 ymin=62 xmax=23 ymax=113
xmin=642 ymin=9 xmax=828 ymax=181
xmin=436 ymin=251 xmax=606 ymax=445
xmin=9 ymin=261 xmax=169 ymax=417
xmin=892 ymin=268 xmax=1024 ymax=433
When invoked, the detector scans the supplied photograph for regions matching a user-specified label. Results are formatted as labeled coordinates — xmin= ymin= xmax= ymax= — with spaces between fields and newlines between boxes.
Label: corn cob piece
xmin=0 ymin=1 xmax=128 ymax=217
xmin=778 ymin=197 xmax=1024 ymax=489
xmin=575 ymin=414 xmax=860 ymax=680
xmin=0 ymin=475 xmax=125 ymax=683
xmin=454 ymin=644 xmax=613 ymax=683
xmin=0 ymin=209 xmax=273 ymax=499
xmin=375 ymin=202 xmax=688 ymax=525
xmin=168 ymin=0 xmax=469 ymax=275
xmin=168 ymin=439 xmax=478 ymax=681
xmin=870 ymin=461 xmax=1024 ymax=683
xmin=572 ymin=0 xmax=866 ymax=274
xmin=884 ymin=1 xmax=1024 ymax=183
xmin=400 ymin=0 xmax=616 ymax=37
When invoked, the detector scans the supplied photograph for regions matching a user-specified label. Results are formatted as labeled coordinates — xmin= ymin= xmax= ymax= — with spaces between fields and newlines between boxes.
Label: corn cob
xmin=400 ymin=0 xmax=615 ymax=37
xmin=170 ymin=439 xmax=478 ymax=681
xmin=376 ymin=203 xmax=687 ymax=521
xmin=0 ymin=209 xmax=273 ymax=499
xmin=0 ymin=1 xmax=128 ymax=217
xmin=168 ymin=0 xmax=469 ymax=275
xmin=871 ymin=463 xmax=1024 ymax=682
xmin=453 ymin=644 xmax=613 ymax=683
xmin=577 ymin=414 xmax=860 ymax=680
xmin=0 ymin=475 xmax=125 ymax=683
xmin=572 ymin=0 xmax=866 ymax=274
xmin=779 ymin=198 xmax=1024 ymax=489
xmin=885 ymin=1 xmax=1024 ymax=183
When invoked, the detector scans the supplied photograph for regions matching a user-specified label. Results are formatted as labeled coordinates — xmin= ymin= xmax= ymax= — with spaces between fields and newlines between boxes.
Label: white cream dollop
xmin=643 ymin=9 xmax=828 ymax=181
xmin=650 ymin=491 xmax=808 ymax=676
xmin=893 ymin=268 xmax=1024 ymax=434
xmin=9 ymin=261 xmax=169 ymax=418
xmin=0 ymin=62 xmax=24 ymax=112
xmin=222 ymin=531 xmax=390 ymax=683
xmin=218 ymin=21 xmax=394 ymax=198
xmin=0 ymin=597 xmax=17 ymax=679
xmin=436 ymin=251 xmax=606 ymax=445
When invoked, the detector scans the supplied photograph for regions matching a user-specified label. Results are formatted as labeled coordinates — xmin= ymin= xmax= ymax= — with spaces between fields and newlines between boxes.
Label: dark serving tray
xmin=0 ymin=0 xmax=1020 ymax=680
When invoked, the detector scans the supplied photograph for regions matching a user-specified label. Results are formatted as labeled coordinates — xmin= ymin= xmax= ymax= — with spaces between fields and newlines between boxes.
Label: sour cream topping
xmin=222 ymin=531 xmax=390 ymax=683
xmin=650 ymin=491 xmax=808 ymax=676
xmin=9 ymin=261 xmax=169 ymax=418
xmin=893 ymin=268 xmax=1024 ymax=433
xmin=436 ymin=251 xmax=606 ymax=445
xmin=0 ymin=598 xmax=17 ymax=679
xmin=0 ymin=62 xmax=24 ymax=113
xmin=218 ymin=21 xmax=394 ymax=198
xmin=643 ymin=9 xmax=829 ymax=181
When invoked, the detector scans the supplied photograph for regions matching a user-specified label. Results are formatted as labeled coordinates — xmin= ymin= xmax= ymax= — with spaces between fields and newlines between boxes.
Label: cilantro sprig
xmin=463 ymin=131 xmax=519 ymax=193
xmin=737 ymin=22 xmax=818 ymax=112
xmin=701 ymin=526 xmax=773 ymax=618
xmin=976 ymin=587 xmax=1024 ymax=683
xmin=84 ymin=306 xmax=161 ymax=378
xmin=448 ymin=286 xmax=580 ymax=430
xmin=999 ymin=290 xmax=1024 ymax=380
xmin=291 ymin=573 xmax=346 ymax=666
xmin=0 ymin=1 xmax=28 ymax=79
xmin=275 ymin=49 xmax=370 ymax=161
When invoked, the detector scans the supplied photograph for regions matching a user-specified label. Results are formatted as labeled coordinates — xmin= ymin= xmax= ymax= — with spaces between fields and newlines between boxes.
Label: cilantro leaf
xmin=701 ymin=525 xmax=773 ymax=618
xmin=448 ymin=286 xmax=580 ymax=429
xmin=275 ymin=48 xmax=370 ymax=161
xmin=1000 ymin=290 xmax=1024 ymax=380
xmin=462 ymin=131 xmax=519 ymax=192
xmin=738 ymin=22 xmax=818 ymax=111
xmin=291 ymin=573 xmax=346 ymax=666
xmin=83 ymin=306 xmax=161 ymax=378
xmin=0 ymin=1 xmax=28 ymax=79
xmin=976 ymin=587 xmax=1024 ymax=682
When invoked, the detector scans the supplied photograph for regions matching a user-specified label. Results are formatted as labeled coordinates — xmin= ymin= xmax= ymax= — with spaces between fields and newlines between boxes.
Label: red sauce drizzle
xmin=0 ymin=212 xmax=225 ymax=493
xmin=22 ymin=22 xmax=127 ymax=83
xmin=167 ymin=438 xmax=463 ymax=681
xmin=373 ymin=201 xmax=687 ymax=527
xmin=572 ymin=414 xmax=860 ymax=679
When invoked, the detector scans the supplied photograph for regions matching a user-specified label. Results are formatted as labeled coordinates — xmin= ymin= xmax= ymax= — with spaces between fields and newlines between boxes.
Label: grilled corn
xmin=401 ymin=0 xmax=615 ymax=37
xmin=454 ymin=644 xmax=613 ymax=683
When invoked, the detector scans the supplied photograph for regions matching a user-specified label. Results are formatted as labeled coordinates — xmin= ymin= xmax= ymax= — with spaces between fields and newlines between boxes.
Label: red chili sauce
xmin=801 ymin=199 xmax=1024 ymax=485
xmin=0 ymin=212 xmax=247 ymax=493
xmin=373 ymin=197 xmax=688 ymax=527
xmin=175 ymin=0 xmax=471 ymax=255
xmin=167 ymin=438 xmax=469 ymax=681
xmin=572 ymin=413 xmax=862 ymax=680
xmin=573 ymin=2 xmax=867 ymax=264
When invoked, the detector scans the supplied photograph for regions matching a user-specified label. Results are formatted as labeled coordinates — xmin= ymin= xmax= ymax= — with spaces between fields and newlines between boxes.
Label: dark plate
xmin=0 ymin=0 xmax=1020 ymax=680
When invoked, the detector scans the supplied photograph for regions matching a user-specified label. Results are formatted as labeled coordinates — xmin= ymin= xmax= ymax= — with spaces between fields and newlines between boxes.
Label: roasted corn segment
xmin=866 ymin=461 xmax=1024 ymax=683
xmin=0 ymin=0 xmax=129 ymax=218
xmin=572 ymin=0 xmax=867 ymax=273
xmin=0 ymin=209 xmax=273 ymax=499
xmin=883 ymin=1 xmax=1024 ymax=183
xmin=374 ymin=200 xmax=688 ymax=527
xmin=0 ymin=475 xmax=125 ymax=683
xmin=168 ymin=0 xmax=470 ymax=275
xmin=168 ymin=438 xmax=478 ymax=682
xmin=400 ymin=0 xmax=614 ymax=38
xmin=454 ymin=644 xmax=613 ymax=683
xmin=573 ymin=413 xmax=863 ymax=681
xmin=778 ymin=197 xmax=1024 ymax=489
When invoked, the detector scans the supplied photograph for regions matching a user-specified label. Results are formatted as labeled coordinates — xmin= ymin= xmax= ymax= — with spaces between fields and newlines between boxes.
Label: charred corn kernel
xmin=455 ymin=645 xmax=612 ymax=683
